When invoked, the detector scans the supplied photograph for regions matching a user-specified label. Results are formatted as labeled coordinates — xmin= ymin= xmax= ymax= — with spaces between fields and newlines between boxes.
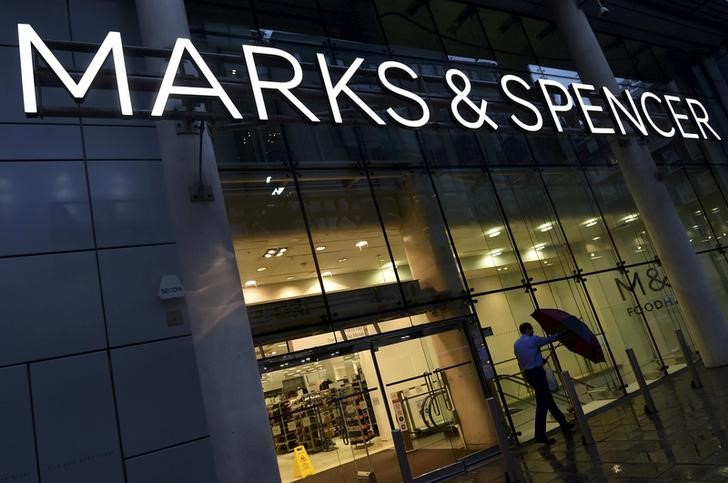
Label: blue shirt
xmin=514 ymin=334 xmax=559 ymax=371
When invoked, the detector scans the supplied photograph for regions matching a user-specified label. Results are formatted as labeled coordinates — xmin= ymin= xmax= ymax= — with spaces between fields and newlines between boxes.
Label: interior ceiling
xmin=473 ymin=0 xmax=728 ymax=55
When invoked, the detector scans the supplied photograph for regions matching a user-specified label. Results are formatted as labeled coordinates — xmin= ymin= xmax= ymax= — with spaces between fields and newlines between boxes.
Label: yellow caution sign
xmin=292 ymin=445 xmax=315 ymax=478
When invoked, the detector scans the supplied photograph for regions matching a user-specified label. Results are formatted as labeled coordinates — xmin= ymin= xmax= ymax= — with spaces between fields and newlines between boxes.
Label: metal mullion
xmin=536 ymin=168 xmax=626 ymax=389
xmin=353 ymin=127 xmax=411 ymax=315
xmin=581 ymin=167 xmax=668 ymax=371
xmin=682 ymin=167 xmax=723 ymax=251
xmin=277 ymin=129 xmax=334 ymax=328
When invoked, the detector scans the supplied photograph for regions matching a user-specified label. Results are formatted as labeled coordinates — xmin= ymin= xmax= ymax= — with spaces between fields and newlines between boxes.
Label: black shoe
xmin=561 ymin=422 xmax=576 ymax=433
xmin=535 ymin=437 xmax=556 ymax=445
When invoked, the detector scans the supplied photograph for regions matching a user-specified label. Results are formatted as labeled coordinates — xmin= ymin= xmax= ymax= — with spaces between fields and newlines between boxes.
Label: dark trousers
xmin=523 ymin=366 xmax=568 ymax=440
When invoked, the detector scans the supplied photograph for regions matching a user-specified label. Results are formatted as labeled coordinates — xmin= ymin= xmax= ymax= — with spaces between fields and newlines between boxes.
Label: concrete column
xmin=134 ymin=2 xmax=280 ymax=482
xmin=398 ymin=174 xmax=498 ymax=449
xmin=545 ymin=0 xmax=728 ymax=367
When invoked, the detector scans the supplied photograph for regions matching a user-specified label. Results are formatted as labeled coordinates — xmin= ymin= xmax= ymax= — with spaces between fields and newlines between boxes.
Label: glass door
xmin=373 ymin=327 xmax=498 ymax=479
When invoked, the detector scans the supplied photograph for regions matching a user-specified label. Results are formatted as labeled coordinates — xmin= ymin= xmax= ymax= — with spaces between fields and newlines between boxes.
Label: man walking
xmin=514 ymin=322 xmax=574 ymax=444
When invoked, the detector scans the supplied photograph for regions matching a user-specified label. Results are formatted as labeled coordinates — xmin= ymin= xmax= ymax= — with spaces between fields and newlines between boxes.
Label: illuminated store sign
xmin=17 ymin=24 xmax=722 ymax=140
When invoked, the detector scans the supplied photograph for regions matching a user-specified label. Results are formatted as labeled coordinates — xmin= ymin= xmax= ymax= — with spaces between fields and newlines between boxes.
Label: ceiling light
xmin=622 ymin=213 xmax=639 ymax=223
xmin=583 ymin=218 xmax=599 ymax=227
xmin=287 ymin=276 xmax=295 ymax=280
xmin=490 ymin=249 xmax=503 ymax=257
xmin=338 ymin=258 xmax=348 ymax=262
xmin=592 ymin=236 xmax=601 ymax=240
xmin=537 ymin=222 xmax=553 ymax=232
xmin=271 ymin=186 xmax=285 ymax=196
xmin=264 ymin=253 xmax=272 ymax=258
xmin=355 ymin=240 xmax=368 ymax=249
xmin=711 ymin=207 xmax=720 ymax=213
xmin=486 ymin=228 xmax=501 ymax=238
xmin=257 ymin=267 xmax=267 ymax=272
xmin=263 ymin=247 xmax=288 ymax=258
xmin=265 ymin=176 xmax=272 ymax=184
xmin=315 ymin=245 xmax=326 ymax=251
xmin=244 ymin=280 xmax=257 ymax=287
xmin=534 ymin=243 xmax=546 ymax=251
xmin=321 ymin=271 xmax=333 ymax=277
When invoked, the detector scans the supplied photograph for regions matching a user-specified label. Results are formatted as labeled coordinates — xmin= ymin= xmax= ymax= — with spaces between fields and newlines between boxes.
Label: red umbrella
xmin=531 ymin=309 xmax=606 ymax=363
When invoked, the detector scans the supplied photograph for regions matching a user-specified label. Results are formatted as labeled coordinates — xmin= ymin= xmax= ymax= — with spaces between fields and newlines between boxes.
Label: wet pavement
xmin=446 ymin=364 xmax=728 ymax=482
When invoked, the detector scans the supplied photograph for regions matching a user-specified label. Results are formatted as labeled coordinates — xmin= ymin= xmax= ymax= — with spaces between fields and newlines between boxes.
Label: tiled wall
xmin=0 ymin=1 xmax=216 ymax=482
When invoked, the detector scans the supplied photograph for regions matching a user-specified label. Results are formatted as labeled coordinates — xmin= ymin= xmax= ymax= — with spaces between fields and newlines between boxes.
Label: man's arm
xmin=535 ymin=333 xmax=562 ymax=346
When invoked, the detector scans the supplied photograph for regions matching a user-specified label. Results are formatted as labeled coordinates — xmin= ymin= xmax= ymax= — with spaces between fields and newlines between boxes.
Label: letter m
xmin=18 ymin=24 xmax=132 ymax=115
xmin=614 ymin=272 xmax=645 ymax=301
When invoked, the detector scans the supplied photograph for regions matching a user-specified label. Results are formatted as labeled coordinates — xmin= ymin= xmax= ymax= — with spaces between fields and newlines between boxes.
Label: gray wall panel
xmin=0 ymin=161 xmax=94 ymax=257
xmin=0 ymin=125 xmax=83 ymax=160
xmin=83 ymin=126 xmax=161 ymax=159
xmin=31 ymin=352 xmax=125 ymax=483
xmin=88 ymin=160 xmax=174 ymax=247
xmin=111 ymin=337 xmax=208 ymax=457
xmin=0 ymin=366 xmax=38 ymax=483
xmin=125 ymin=439 xmax=216 ymax=483
xmin=0 ymin=252 xmax=106 ymax=365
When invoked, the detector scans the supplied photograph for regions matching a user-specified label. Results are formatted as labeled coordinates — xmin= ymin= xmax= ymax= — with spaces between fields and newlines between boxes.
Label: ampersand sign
xmin=445 ymin=69 xmax=499 ymax=130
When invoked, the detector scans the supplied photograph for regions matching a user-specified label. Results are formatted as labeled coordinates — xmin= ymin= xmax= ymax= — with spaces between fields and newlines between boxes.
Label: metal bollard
xmin=486 ymin=397 xmax=525 ymax=483
xmin=391 ymin=429 xmax=413 ymax=482
xmin=626 ymin=348 xmax=658 ymax=414
xmin=675 ymin=329 xmax=703 ymax=389
xmin=561 ymin=371 xmax=595 ymax=447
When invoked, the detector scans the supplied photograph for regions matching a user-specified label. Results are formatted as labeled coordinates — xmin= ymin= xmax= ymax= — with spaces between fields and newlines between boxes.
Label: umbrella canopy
xmin=531 ymin=308 xmax=606 ymax=363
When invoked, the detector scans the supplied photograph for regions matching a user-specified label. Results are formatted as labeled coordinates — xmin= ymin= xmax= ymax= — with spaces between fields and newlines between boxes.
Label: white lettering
xmin=664 ymin=95 xmax=699 ymax=139
xmin=570 ymin=82 xmax=615 ymax=135
xmin=318 ymin=54 xmax=385 ymax=125
xmin=640 ymin=92 xmax=675 ymax=138
xmin=685 ymin=98 xmax=722 ymax=141
xmin=243 ymin=45 xmax=319 ymax=122
xmin=377 ymin=61 xmax=430 ymax=128
xmin=602 ymin=87 xmax=648 ymax=136
xmin=18 ymin=23 xmax=132 ymax=115
xmin=152 ymin=38 xmax=241 ymax=118
xmin=537 ymin=79 xmax=574 ymax=133
xmin=499 ymin=74 xmax=543 ymax=132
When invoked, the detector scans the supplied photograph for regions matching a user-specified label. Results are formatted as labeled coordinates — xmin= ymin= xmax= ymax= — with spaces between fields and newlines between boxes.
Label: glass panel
xmin=586 ymin=168 xmax=658 ymax=265
xmin=186 ymin=0 xmax=257 ymax=51
xmin=320 ymin=0 xmax=388 ymax=47
xmin=492 ymin=169 xmax=577 ymax=281
xmin=375 ymin=328 xmax=497 ymax=476
xmin=533 ymin=278 xmax=622 ymax=413
xmin=664 ymin=168 xmax=716 ymax=252
xmin=478 ymin=8 xmax=533 ymax=75
xmin=253 ymin=0 xmax=326 ymax=39
xmin=475 ymin=287 xmax=536 ymax=439
xmin=374 ymin=0 xmax=445 ymax=58
xmin=296 ymin=169 xmax=407 ymax=325
xmin=429 ymin=0 xmax=495 ymax=61
xmin=686 ymin=168 xmax=728 ymax=243
xmin=432 ymin=170 xmax=524 ymax=293
xmin=368 ymin=170 xmax=467 ymax=314
xmin=223 ymin=170 xmax=330 ymax=339
xmin=214 ymin=124 xmax=289 ymax=169
xmin=582 ymin=271 xmax=663 ymax=388
xmin=541 ymin=168 xmax=620 ymax=272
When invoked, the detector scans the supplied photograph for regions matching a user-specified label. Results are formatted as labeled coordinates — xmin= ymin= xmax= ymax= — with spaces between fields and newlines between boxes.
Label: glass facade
xmin=187 ymin=0 xmax=728 ymax=481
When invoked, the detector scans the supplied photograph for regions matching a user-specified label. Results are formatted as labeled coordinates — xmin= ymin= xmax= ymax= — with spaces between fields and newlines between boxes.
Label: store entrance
xmin=259 ymin=322 xmax=498 ymax=483
xmin=374 ymin=327 xmax=499 ymax=479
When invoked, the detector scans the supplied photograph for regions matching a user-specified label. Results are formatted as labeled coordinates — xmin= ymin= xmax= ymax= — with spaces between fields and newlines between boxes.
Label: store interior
xmin=260 ymin=328 xmax=498 ymax=483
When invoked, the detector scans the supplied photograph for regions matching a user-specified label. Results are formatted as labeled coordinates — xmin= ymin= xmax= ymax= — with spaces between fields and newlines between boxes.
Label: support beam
xmin=134 ymin=1 xmax=280 ymax=482
xmin=545 ymin=0 xmax=728 ymax=367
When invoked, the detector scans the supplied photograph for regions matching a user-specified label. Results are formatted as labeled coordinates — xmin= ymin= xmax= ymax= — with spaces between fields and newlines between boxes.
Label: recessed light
xmin=287 ymin=276 xmax=295 ymax=280
xmin=316 ymin=245 xmax=326 ymax=251
xmin=321 ymin=271 xmax=333 ymax=277
xmin=490 ymin=249 xmax=503 ymax=257
xmin=264 ymin=253 xmax=272 ymax=258
xmin=355 ymin=240 xmax=368 ymax=249
xmin=257 ymin=267 xmax=267 ymax=272
xmin=592 ymin=236 xmax=601 ymax=240
xmin=537 ymin=222 xmax=553 ymax=232
xmin=244 ymin=280 xmax=257 ymax=287
xmin=534 ymin=243 xmax=546 ymax=251
xmin=486 ymin=228 xmax=501 ymax=238
xmin=338 ymin=258 xmax=348 ymax=262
